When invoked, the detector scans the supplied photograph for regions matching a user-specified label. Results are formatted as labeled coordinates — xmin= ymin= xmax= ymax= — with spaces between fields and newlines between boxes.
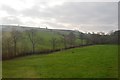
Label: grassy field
xmin=2 ymin=45 xmax=118 ymax=78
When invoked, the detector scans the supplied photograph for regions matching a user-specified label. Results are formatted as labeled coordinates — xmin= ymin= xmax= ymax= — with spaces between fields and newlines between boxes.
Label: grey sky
xmin=0 ymin=0 xmax=118 ymax=33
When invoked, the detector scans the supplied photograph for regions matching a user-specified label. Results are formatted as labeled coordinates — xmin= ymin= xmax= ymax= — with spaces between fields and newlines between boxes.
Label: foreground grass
xmin=3 ymin=45 xmax=118 ymax=78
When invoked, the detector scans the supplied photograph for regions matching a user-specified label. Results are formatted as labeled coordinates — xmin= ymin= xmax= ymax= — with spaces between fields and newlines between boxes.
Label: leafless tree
xmin=79 ymin=32 xmax=85 ymax=45
xmin=61 ymin=34 xmax=68 ymax=48
xmin=26 ymin=29 xmax=37 ymax=54
xmin=11 ymin=28 xmax=21 ymax=56
xmin=67 ymin=32 xmax=76 ymax=47
xmin=2 ymin=31 xmax=13 ymax=58
xmin=50 ymin=37 xmax=57 ymax=50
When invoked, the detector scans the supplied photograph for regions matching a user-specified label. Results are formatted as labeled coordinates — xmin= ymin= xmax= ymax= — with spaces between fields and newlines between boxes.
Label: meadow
xmin=2 ymin=45 xmax=118 ymax=78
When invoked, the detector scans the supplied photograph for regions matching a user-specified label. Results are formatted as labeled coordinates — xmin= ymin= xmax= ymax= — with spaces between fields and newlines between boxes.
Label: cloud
xmin=48 ymin=2 xmax=117 ymax=25
xmin=1 ymin=5 xmax=18 ymax=15
xmin=0 ymin=0 xmax=118 ymax=33
xmin=1 ymin=16 xmax=22 ymax=25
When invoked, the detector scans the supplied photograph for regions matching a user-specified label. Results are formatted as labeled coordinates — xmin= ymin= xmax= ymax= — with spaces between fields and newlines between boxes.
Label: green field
xmin=2 ymin=45 xmax=118 ymax=78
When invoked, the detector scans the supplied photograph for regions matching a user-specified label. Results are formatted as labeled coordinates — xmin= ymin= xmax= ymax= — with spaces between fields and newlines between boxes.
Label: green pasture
xmin=3 ymin=45 xmax=118 ymax=78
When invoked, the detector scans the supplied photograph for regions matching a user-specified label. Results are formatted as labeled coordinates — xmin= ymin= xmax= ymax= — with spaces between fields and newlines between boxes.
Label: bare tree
xmin=50 ymin=37 xmax=57 ymax=50
xmin=67 ymin=32 xmax=76 ymax=47
xmin=2 ymin=31 xmax=13 ymax=58
xmin=79 ymin=32 xmax=84 ymax=45
xmin=26 ymin=29 xmax=37 ymax=54
xmin=11 ymin=28 xmax=21 ymax=56
xmin=61 ymin=34 xmax=68 ymax=48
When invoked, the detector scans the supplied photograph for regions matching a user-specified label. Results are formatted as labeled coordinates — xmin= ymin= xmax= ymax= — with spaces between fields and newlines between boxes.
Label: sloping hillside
xmin=3 ymin=45 xmax=118 ymax=78
xmin=2 ymin=25 xmax=83 ymax=59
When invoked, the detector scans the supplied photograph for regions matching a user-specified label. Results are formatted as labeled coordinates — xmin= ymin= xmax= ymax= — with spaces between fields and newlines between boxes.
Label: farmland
xmin=1 ymin=2 xmax=119 ymax=79
xmin=2 ymin=25 xmax=119 ymax=60
xmin=2 ymin=45 xmax=118 ymax=78
xmin=2 ymin=26 xmax=85 ymax=60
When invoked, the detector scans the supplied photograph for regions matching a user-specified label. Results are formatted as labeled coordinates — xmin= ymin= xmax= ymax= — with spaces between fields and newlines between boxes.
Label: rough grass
xmin=2 ymin=45 xmax=118 ymax=78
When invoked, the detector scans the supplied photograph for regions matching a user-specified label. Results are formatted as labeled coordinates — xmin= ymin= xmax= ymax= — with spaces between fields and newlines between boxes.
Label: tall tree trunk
xmin=64 ymin=41 xmax=67 ymax=48
xmin=14 ymin=42 xmax=17 ymax=56
xmin=32 ymin=43 xmax=35 ymax=54
xmin=82 ymin=39 xmax=84 ymax=45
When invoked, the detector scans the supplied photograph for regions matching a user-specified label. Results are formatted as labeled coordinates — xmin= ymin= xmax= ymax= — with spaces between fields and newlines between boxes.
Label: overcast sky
xmin=0 ymin=0 xmax=119 ymax=33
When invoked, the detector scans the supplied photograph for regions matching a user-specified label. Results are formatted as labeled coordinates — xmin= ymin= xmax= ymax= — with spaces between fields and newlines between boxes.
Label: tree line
xmin=2 ymin=27 xmax=119 ymax=60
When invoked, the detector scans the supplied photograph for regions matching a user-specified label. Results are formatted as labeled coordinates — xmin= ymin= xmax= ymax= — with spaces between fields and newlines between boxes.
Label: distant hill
xmin=1 ymin=25 xmax=82 ymax=36
xmin=2 ymin=25 xmax=84 ymax=60
xmin=2 ymin=25 xmax=119 ymax=60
